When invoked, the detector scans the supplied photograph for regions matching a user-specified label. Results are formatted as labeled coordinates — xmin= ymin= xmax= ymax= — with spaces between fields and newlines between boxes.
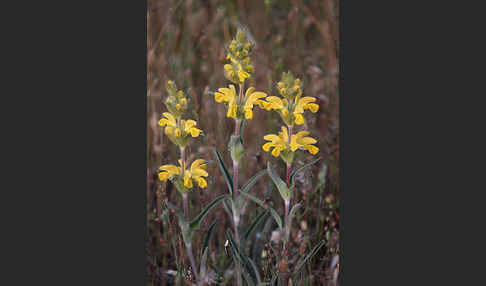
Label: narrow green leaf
xmin=290 ymin=157 xmax=322 ymax=188
xmin=239 ymin=191 xmax=283 ymax=231
xmin=267 ymin=162 xmax=290 ymax=201
xmin=189 ymin=195 xmax=227 ymax=232
xmin=288 ymin=203 xmax=302 ymax=226
xmin=241 ymin=169 xmax=267 ymax=193
xmin=244 ymin=210 xmax=268 ymax=241
xmin=226 ymin=230 xmax=256 ymax=284
xmin=294 ymin=240 xmax=325 ymax=274
xmin=201 ymin=220 xmax=218 ymax=257
xmin=248 ymin=258 xmax=262 ymax=285
xmin=214 ymin=149 xmax=234 ymax=195
xmin=286 ymin=203 xmax=302 ymax=241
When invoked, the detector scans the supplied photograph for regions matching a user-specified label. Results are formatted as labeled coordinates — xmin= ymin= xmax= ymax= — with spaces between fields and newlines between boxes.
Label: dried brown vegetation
xmin=147 ymin=0 xmax=339 ymax=285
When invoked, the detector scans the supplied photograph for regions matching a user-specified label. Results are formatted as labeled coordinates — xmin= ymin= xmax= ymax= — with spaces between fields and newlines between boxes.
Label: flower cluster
xmin=158 ymin=80 xmax=207 ymax=193
xmin=262 ymin=72 xmax=319 ymax=163
xmin=214 ymin=85 xmax=267 ymax=119
xmin=158 ymin=159 xmax=208 ymax=192
xmin=159 ymin=112 xmax=202 ymax=147
xmin=224 ymin=29 xmax=254 ymax=84
xmin=214 ymin=28 xmax=268 ymax=121
xmin=165 ymin=80 xmax=188 ymax=117
xmin=263 ymin=71 xmax=319 ymax=126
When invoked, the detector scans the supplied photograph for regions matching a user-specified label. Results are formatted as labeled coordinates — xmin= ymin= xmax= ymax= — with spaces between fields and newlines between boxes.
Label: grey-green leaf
xmin=267 ymin=162 xmax=290 ymax=201
xmin=244 ymin=210 xmax=268 ymax=241
xmin=214 ymin=149 xmax=234 ymax=195
xmin=290 ymin=157 xmax=321 ymax=188
xmin=189 ymin=195 xmax=227 ymax=232
xmin=238 ymin=191 xmax=283 ymax=231
xmin=201 ymin=220 xmax=217 ymax=257
xmin=241 ymin=169 xmax=267 ymax=193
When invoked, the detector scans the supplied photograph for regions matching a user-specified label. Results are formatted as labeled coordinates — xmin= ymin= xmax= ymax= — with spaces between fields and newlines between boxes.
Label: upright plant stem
xmin=281 ymin=126 xmax=293 ymax=286
xmin=232 ymin=83 xmax=244 ymax=286
xmin=180 ymin=147 xmax=200 ymax=284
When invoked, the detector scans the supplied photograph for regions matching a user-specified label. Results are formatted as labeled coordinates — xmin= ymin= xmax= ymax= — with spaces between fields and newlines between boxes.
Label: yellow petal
xmin=184 ymin=120 xmax=197 ymax=130
xmin=306 ymin=103 xmax=319 ymax=113
xmin=294 ymin=114 xmax=305 ymax=125
xmin=189 ymin=127 xmax=201 ymax=137
xmin=227 ymin=102 xmax=237 ymax=118
xmin=162 ymin=112 xmax=176 ymax=126
xmin=262 ymin=142 xmax=274 ymax=152
xmin=184 ymin=176 xmax=193 ymax=188
xmin=174 ymin=128 xmax=182 ymax=137
xmin=165 ymin=126 xmax=174 ymax=135
xmin=224 ymin=64 xmax=233 ymax=71
xmin=245 ymin=109 xmax=253 ymax=119
xmin=192 ymin=168 xmax=209 ymax=177
xmin=263 ymin=134 xmax=280 ymax=142
xmin=158 ymin=172 xmax=170 ymax=181
xmin=305 ymin=145 xmax=319 ymax=155
xmin=244 ymin=87 xmax=255 ymax=100
xmin=196 ymin=177 xmax=207 ymax=188
xmin=298 ymin=137 xmax=317 ymax=145
xmin=271 ymin=146 xmax=282 ymax=157
xmin=280 ymin=126 xmax=289 ymax=142
xmin=158 ymin=118 xmax=168 ymax=127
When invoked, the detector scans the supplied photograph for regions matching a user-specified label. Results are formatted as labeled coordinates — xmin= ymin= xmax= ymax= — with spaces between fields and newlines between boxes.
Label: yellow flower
xmin=243 ymin=87 xmax=267 ymax=119
xmin=183 ymin=159 xmax=209 ymax=188
xmin=263 ymin=94 xmax=319 ymax=126
xmin=215 ymin=84 xmax=238 ymax=118
xmin=158 ymin=112 xmax=202 ymax=147
xmin=214 ymin=85 xmax=268 ymax=119
xmin=158 ymin=164 xmax=181 ymax=181
xmin=293 ymin=95 xmax=319 ymax=125
xmin=262 ymin=126 xmax=319 ymax=158
xmin=158 ymin=159 xmax=208 ymax=190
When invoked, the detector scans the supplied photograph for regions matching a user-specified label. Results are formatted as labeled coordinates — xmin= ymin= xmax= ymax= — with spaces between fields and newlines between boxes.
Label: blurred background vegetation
xmin=147 ymin=0 xmax=339 ymax=285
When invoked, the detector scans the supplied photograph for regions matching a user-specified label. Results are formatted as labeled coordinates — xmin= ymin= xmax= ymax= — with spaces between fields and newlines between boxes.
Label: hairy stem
xmin=186 ymin=243 xmax=200 ymax=283
xmin=232 ymin=83 xmax=244 ymax=286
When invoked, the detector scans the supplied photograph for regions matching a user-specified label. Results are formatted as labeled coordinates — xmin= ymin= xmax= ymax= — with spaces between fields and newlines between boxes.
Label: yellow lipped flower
xmin=158 ymin=164 xmax=181 ymax=182
xmin=158 ymin=112 xmax=202 ymax=147
xmin=293 ymin=94 xmax=319 ymax=125
xmin=214 ymin=84 xmax=268 ymax=120
xmin=262 ymin=126 xmax=319 ymax=161
xmin=158 ymin=159 xmax=208 ymax=192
